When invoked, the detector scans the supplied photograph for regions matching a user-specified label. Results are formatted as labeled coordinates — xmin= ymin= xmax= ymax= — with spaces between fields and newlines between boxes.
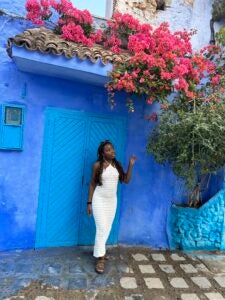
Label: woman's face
xmin=103 ymin=143 xmax=115 ymax=160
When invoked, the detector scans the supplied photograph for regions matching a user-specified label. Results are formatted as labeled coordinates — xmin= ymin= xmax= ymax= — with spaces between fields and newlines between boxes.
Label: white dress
xmin=92 ymin=164 xmax=119 ymax=257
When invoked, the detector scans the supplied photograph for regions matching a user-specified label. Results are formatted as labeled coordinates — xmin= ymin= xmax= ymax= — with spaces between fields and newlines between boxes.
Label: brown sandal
xmin=95 ymin=257 xmax=105 ymax=274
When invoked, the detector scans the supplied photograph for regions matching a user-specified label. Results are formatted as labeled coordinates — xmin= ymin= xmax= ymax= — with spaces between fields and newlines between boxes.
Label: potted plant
xmin=147 ymin=84 xmax=225 ymax=208
xmin=146 ymin=42 xmax=225 ymax=250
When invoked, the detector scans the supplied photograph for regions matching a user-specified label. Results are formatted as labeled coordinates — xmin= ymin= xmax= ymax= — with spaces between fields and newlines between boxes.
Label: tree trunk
xmin=210 ymin=19 xmax=216 ymax=45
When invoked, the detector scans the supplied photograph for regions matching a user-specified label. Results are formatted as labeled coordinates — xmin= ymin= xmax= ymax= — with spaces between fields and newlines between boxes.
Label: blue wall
xmin=0 ymin=3 xmax=223 ymax=251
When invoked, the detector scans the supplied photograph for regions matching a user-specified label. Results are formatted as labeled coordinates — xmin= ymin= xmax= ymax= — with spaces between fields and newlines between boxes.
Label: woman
xmin=87 ymin=140 xmax=136 ymax=274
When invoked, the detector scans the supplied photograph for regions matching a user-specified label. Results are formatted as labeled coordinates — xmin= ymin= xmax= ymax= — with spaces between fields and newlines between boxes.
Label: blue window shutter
xmin=0 ymin=104 xmax=25 ymax=150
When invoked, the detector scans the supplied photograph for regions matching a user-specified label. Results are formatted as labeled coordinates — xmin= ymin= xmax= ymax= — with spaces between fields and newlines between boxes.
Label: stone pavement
xmin=0 ymin=246 xmax=225 ymax=300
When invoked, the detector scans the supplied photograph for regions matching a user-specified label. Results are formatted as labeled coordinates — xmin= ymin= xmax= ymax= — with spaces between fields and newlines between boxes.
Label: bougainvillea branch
xmin=106 ymin=22 xmax=219 ymax=110
xmin=25 ymin=0 xmax=102 ymax=46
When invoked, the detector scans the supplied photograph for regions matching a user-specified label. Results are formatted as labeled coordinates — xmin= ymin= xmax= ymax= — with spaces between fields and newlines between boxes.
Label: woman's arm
xmin=123 ymin=155 xmax=136 ymax=184
xmin=87 ymin=162 xmax=99 ymax=215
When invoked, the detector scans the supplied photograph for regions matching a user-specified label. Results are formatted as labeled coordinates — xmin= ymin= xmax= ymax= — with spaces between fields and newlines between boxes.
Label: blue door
xmin=35 ymin=108 xmax=126 ymax=248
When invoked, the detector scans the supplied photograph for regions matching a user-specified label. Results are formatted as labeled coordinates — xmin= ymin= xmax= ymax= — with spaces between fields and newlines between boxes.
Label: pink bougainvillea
xmin=25 ymin=3 xmax=224 ymax=112
xmin=106 ymin=20 xmax=220 ymax=109
xmin=103 ymin=12 xmax=153 ymax=53
xmin=25 ymin=0 xmax=102 ymax=46
xmin=26 ymin=0 xmax=47 ymax=25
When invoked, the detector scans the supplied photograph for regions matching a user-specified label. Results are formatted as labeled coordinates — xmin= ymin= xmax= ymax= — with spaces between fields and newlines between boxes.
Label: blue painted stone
xmin=69 ymin=264 xmax=84 ymax=273
xmin=68 ymin=275 xmax=87 ymax=289
xmin=0 ymin=263 xmax=15 ymax=273
xmin=42 ymin=264 xmax=62 ymax=275
xmin=196 ymin=241 xmax=206 ymax=247
xmin=13 ymin=278 xmax=32 ymax=289
xmin=1 ymin=288 xmax=13 ymax=299
xmin=169 ymin=189 xmax=225 ymax=250
xmin=88 ymin=274 xmax=115 ymax=288
xmin=40 ymin=276 xmax=62 ymax=288
xmin=15 ymin=264 xmax=33 ymax=274
xmin=218 ymin=216 xmax=224 ymax=222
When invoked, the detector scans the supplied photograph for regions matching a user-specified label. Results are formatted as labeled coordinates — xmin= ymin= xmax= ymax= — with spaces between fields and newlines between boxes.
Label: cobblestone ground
xmin=1 ymin=246 xmax=225 ymax=300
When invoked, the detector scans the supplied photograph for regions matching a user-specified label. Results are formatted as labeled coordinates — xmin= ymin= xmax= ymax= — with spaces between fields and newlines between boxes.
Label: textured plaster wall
xmin=170 ymin=190 xmax=225 ymax=250
xmin=0 ymin=1 xmax=223 ymax=251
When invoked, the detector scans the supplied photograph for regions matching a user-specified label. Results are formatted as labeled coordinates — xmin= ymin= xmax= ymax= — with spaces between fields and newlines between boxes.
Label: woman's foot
xmin=95 ymin=257 xmax=105 ymax=274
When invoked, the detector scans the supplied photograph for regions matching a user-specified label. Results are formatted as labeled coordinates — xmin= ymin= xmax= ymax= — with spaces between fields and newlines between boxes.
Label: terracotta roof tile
xmin=7 ymin=27 xmax=129 ymax=65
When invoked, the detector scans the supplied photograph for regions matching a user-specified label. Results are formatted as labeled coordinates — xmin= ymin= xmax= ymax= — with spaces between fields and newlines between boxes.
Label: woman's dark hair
xmin=95 ymin=140 xmax=124 ymax=186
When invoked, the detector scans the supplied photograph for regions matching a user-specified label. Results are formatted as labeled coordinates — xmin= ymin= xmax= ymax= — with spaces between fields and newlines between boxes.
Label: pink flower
xmin=161 ymin=71 xmax=172 ymax=80
xmin=174 ymin=78 xmax=189 ymax=92
xmin=211 ymin=74 xmax=221 ymax=85
xmin=147 ymin=97 xmax=154 ymax=105
xmin=186 ymin=91 xmax=195 ymax=98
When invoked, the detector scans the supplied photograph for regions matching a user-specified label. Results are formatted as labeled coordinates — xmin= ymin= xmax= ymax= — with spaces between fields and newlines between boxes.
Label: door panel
xmin=78 ymin=116 xmax=126 ymax=245
xmin=36 ymin=110 xmax=87 ymax=247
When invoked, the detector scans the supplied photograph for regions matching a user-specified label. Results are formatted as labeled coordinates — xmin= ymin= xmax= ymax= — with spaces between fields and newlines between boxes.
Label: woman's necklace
xmin=104 ymin=158 xmax=113 ymax=166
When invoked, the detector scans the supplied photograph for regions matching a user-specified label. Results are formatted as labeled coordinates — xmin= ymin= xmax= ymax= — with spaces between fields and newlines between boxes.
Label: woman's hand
xmin=87 ymin=204 xmax=92 ymax=216
xmin=129 ymin=155 xmax=137 ymax=166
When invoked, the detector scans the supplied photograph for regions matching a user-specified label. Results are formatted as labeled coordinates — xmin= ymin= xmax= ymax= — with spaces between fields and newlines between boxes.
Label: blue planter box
xmin=168 ymin=190 xmax=225 ymax=251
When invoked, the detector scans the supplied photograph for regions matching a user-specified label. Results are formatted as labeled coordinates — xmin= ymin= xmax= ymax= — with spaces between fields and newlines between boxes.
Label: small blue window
xmin=0 ymin=104 xmax=25 ymax=150
xmin=5 ymin=106 xmax=23 ymax=125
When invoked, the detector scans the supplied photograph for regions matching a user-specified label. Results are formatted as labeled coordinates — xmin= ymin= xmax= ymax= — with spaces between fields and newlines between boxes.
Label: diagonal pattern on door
xmin=36 ymin=110 xmax=87 ymax=248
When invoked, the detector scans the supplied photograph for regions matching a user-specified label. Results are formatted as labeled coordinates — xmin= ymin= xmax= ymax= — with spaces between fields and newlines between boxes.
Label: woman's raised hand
xmin=129 ymin=155 xmax=137 ymax=166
